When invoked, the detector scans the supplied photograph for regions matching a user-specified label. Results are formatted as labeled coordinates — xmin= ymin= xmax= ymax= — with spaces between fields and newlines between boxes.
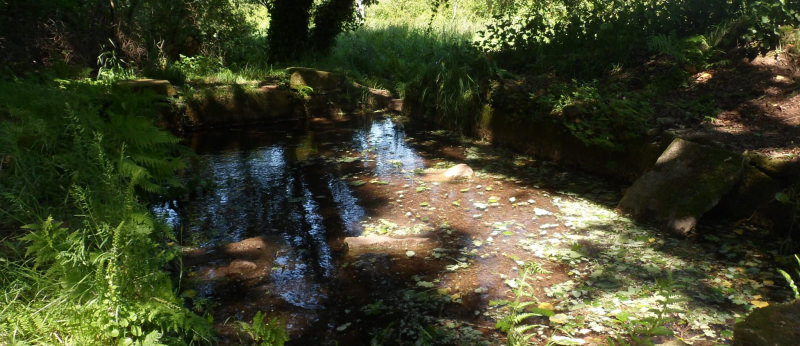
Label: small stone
xmin=444 ymin=164 xmax=474 ymax=181
xmin=406 ymin=250 xmax=416 ymax=257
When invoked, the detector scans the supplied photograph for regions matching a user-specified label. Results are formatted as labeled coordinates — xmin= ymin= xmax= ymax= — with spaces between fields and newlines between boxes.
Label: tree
xmin=267 ymin=0 xmax=314 ymax=61
xmin=266 ymin=0 xmax=374 ymax=62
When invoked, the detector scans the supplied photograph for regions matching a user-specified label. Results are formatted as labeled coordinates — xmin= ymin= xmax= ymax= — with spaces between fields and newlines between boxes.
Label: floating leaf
xmin=775 ymin=192 xmax=791 ymax=203
xmin=750 ymin=300 xmax=769 ymax=308
xmin=549 ymin=313 xmax=571 ymax=324
xmin=537 ymin=302 xmax=555 ymax=311
xmin=417 ymin=281 xmax=435 ymax=288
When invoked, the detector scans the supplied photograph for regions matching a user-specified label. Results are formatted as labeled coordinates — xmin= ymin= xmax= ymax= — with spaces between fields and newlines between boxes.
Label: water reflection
xmin=155 ymin=116 xmax=426 ymax=315
xmin=353 ymin=119 xmax=424 ymax=177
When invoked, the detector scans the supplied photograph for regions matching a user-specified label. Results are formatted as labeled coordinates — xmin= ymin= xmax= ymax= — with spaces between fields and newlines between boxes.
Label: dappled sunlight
xmin=166 ymin=114 xmax=794 ymax=344
xmin=663 ymin=53 xmax=800 ymax=155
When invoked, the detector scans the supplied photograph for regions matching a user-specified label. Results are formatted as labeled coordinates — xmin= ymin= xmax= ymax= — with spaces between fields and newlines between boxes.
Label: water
xmin=154 ymin=115 xmax=455 ymax=343
xmin=153 ymin=115 xmax=800 ymax=345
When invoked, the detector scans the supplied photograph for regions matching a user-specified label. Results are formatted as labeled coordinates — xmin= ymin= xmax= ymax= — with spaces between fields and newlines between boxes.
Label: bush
xmin=476 ymin=0 xmax=799 ymax=75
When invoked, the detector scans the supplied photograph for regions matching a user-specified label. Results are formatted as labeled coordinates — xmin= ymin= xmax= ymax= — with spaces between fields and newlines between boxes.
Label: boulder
xmin=715 ymin=165 xmax=782 ymax=220
xmin=734 ymin=300 xmax=800 ymax=346
xmin=287 ymin=67 xmax=342 ymax=93
xmin=618 ymin=138 xmax=745 ymax=235
xmin=748 ymin=152 xmax=800 ymax=179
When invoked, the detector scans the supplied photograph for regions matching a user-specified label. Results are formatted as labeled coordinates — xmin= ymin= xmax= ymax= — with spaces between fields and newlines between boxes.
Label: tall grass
xmin=304 ymin=18 xmax=494 ymax=131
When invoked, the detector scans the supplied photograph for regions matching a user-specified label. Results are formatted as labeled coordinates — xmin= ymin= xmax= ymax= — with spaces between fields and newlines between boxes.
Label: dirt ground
xmin=656 ymin=51 xmax=800 ymax=158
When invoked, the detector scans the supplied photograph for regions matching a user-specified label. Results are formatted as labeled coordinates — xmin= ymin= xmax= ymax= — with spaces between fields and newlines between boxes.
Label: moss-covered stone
xmin=118 ymin=79 xmax=177 ymax=97
xmin=748 ymin=152 xmax=800 ymax=179
xmin=184 ymin=84 xmax=299 ymax=129
xmin=287 ymin=67 xmax=342 ymax=92
xmin=618 ymin=138 xmax=745 ymax=235
xmin=734 ymin=300 xmax=800 ymax=346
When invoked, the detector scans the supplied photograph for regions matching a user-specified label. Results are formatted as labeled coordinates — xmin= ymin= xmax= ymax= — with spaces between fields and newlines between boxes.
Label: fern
xmin=0 ymin=78 xmax=212 ymax=343
xmin=497 ymin=260 xmax=553 ymax=346
xmin=777 ymin=254 xmax=800 ymax=299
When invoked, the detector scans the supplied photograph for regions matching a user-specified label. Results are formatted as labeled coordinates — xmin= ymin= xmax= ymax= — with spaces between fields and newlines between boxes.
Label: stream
xmin=154 ymin=114 xmax=790 ymax=345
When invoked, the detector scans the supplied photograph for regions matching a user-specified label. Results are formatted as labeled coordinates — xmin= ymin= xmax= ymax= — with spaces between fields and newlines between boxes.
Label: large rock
xmin=734 ymin=300 xmax=800 ymax=346
xmin=618 ymin=138 xmax=745 ymax=235
xmin=748 ymin=152 xmax=800 ymax=179
xmin=287 ymin=67 xmax=342 ymax=93
xmin=715 ymin=165 xmax=782 ymax=220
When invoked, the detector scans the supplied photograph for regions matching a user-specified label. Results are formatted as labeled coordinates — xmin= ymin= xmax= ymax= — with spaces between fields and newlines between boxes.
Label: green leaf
xmin=528 ymin=307 xmax=555 ymax=317
xmin=650 ymin=325 xmax=672 ymax=336
xmin=775 ymin=192 xmax=791 ymax=203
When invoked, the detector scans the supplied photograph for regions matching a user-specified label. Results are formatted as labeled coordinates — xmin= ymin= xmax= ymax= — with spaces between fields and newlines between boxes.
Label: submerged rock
xmin=618 ymin=138 xmax=745 ymax=235
xmin=344 ymin=235 xmax=433 ymax=251
xmin=444 ymin=164 xmax=474 ymax=181
xmin=733 ymin=300 xmax=800 ymax=346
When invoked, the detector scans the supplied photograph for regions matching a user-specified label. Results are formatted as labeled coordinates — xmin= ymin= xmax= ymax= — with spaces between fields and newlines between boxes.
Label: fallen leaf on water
xmin=538 ymin=302 xmax=555 ymax=311
xmin=549 ymin=313 xmax=571 ymax=324
xmin=550 ymin=335 xmax=585 ymax=345
xmin=751 ymin=300 xmax=769 ymax=308
xmin=417 ymin=281 xmax=434 ymax=288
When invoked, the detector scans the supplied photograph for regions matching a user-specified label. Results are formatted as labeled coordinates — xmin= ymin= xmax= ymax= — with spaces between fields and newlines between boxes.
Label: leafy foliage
xmin=476 ymin=0 xmax=799 ymax=74
xmin=609 ymin=272 xmax=684 ymax=345
xmin=496 ymin=261 xmax=553 ymax=346
xmin=0 ymin=77 xmax=212 ymax=344
xmin=235 ymin=311 xmax=289 ymax=345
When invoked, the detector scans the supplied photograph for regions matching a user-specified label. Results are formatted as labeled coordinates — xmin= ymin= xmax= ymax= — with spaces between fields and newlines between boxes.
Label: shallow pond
xmin=155 ymin=114 xmax=793 ymax=345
